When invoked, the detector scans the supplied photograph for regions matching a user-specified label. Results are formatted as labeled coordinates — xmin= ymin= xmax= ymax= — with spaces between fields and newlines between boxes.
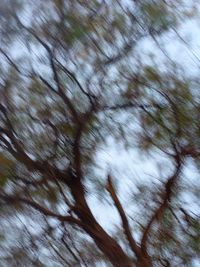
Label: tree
xmin=0 ymin=0 xmax=199 ymax=266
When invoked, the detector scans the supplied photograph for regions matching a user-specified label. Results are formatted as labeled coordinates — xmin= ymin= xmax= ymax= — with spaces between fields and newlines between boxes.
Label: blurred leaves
xmin=0 ymin=0 xmax=198 ymax=266
xmin=141 ymin=2 xmax=176 ymax=34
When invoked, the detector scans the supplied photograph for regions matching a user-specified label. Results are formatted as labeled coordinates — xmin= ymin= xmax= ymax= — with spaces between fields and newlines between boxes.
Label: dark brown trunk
xmin=70 ymin=179 xmax=133 ymax=267
xmin=137 ymin=258 xmax=153 ymax=267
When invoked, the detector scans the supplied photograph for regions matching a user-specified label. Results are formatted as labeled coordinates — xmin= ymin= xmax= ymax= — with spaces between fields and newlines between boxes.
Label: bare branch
xmin=47 ymin=239 xmax=72 ymax=266
xmin=13 ymin=175 xmax=45 ymax=186
xmin=106 ymin=174 xmax=142 ymax=259
xmin=55 ymin=59 xmax=96 ymax=105
xmin=61 ymin=225 xmax=89 ymax=267
xmin=0 ymin=193 xmax=81 ymax=225
xmin=0 ymin=48 xmax=23 ymax=74
xmin=141 ymin=156 xmax=182 ymax=256
xmin=101 ymin=102 xmax=162 ymax=111
xmin=49 ymin=168 xmax=73 ymax=209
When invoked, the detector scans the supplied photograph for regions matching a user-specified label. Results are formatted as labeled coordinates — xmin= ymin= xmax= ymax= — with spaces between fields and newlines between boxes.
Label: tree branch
xmin=106 ymin=174 xmax=142 ymax=259
xmin=102 ymin=102 xmax=163 ymax=111
xmin=47 ymin=238 xmax=72 ymax=266
xmin=15 ymin=15 xmax=80 ymax=124
xmin=55 ymin=59 xmax=96 ymax=106
xmin=0 ymin=194 xmax=81 ymax=225
xmin=140 ymin=155 xmax=182 ymax=257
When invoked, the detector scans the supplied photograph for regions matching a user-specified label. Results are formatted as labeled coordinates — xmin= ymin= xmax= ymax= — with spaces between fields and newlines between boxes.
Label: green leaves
xmin=140 ymin=1 xmax=176 ymax=34
xmin=144 ymin=66 xmax=161 ymax=83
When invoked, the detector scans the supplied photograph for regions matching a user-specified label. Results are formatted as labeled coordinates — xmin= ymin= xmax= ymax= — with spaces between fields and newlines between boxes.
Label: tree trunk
xmin=70 ymin=179 xmax=133 ymax=267
xmin=137 ymin=258 xmax=153 ymax=267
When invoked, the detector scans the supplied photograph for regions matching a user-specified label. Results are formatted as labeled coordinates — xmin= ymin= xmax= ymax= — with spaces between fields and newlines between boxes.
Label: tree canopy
xmin=0 ymin=0 xmax=199 ymax=266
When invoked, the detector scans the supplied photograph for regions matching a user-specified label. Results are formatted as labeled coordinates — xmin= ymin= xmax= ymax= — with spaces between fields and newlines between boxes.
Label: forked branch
xmin=106 ymin=174 xmax=142 ymax=260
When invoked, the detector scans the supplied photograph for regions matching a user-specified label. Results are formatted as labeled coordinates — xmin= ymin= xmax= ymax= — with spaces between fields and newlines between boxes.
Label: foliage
xmin=0 ymin=0 xmax=199 ymax=266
